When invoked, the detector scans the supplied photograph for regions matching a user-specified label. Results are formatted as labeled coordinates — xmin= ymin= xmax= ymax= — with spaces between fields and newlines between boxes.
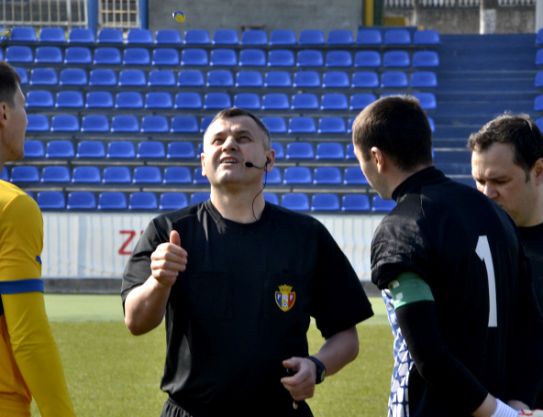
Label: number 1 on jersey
xmin=476 ymin=235 xmax=497 ymax=328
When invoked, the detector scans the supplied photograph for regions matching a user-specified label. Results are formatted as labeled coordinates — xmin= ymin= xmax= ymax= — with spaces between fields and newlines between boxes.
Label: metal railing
xmin=0 ymin=0 xmax=87 ymax=27
xmin=386 ymin=0 xmax=535 ymax=7
xmin=99 ymin=0 xmax=139 ymax=29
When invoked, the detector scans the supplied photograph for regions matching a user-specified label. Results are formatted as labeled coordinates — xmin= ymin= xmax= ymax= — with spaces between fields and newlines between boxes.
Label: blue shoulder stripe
xmin=0 ymin=297 xmax=3 ymax=316
xmin=0 ymin=279 xmax=44 ymax=294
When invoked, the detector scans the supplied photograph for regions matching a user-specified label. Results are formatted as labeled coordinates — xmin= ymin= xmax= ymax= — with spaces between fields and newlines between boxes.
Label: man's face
xmin=0 ymin=86 xmax=27 ymax=162
xmin=201 ymin=115 xmax=272 ymax=189
xmin=471 ymin=142 xmax=539 ymax=226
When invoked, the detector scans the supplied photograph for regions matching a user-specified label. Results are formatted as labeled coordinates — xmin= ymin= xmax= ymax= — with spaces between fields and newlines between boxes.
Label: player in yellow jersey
xmin=0 ymin=61 xmax=76 ymax=417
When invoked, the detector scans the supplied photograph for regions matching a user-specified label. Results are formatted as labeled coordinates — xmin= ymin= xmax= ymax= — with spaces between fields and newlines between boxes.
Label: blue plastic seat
xmin=123 ymin=47 xmax=150 ymax=65
xmin=271 ymin=142 xmax=285 ymax=160
xmin=264 ymin=193 xmax=279 ymax=205
xmin=321 ymin=93 xmax=348 ymax=110
xmin=163 ymin=166 xmax=192 ymax=184
xmin=193 ymin=168 xmax=209 ymax=185
xmin=350 ymin=93 xmax=377 ymax=111
xmin=129 ymin=192 xmax=158 ymax=210
xmin=190 ymin=192 xmax=210 ymax=205
xmin=148 ymin=69 xmax=176 ymax=87
xmin=111 ymin=115 xmax=140 ymax=133
xmin=86 ymin=91 xmax=114 ymax=109
xmin=184 ymin=29 xmax=211 ymax=45
xmin=536 ymin=49 xmax=543 ymax=66
xmin=27 ymin=90 xmax=54 ymax=108
xmin=381 ymin=71 xmax=408 ymax=88
xmin=286 ymin=142 xmax=314 ymax=159
xmin=72 ymin=165 xmax=102 ymax=184
xmin=11 ymin=26 xmax=37 ymax=42
xmin=412 ymin=71 xmax=437 ymax=88
xmin=178 ymin=69 xmax=205 ymax=87
xmin=207 ymin=69 xmax=234 ymax=87
xmin=316 ymin=142 xmax=344 ymax=160
xmin=535 ymin=95 xmax=543 ymax=111
xmin=89 ymin=68 xmax=117 ymax=86
xmin=142 ymin=116 xmax=169 ymax=133
xmin=40 ymin=27 xmax=66 ymax=43
xmin=160 ymin=192 xmax=189 ymax=211
xmin=265 ymin=167 xmax=282 ymax=185
xmin=98 ymin=28 xmax=123 ymax=44
xmin=127 ymin=28 xmax=153 ymax=45
xmin=372 ymin=195 xmax=396 ymax=212
xmin=322 ymin=71 xmax=349 ymax=88
xmin=133 ymin=166 xmax=162 ymax=184
xmin=234 ymin=93 xmax=261 ymax=110
xmin=328 ymin=29 xmax=354 ymax=46
xmin=357 ymin=28 xmax=382 ymax=45
xmin=167 ymin=141 xmax=196 ymax=158
xmin=11 ymin=166 xmax=39 ymax=183
xmin=264 ymin=71 xmax=291 ymax=88
xmin=34 ymin=46 xmax=62 ymax=63
xmin=344 ymin=167 xmax=368 ymax=185
xmin=145 ymin=92 xmax=173 ymax=109
xmin=354 ymin=51 xmax=381 ymax=68
xmin=241 ymin=29 xmax=267 ymax=46
xmin=297 ymin=50 xmax=323 ymax=67
xmin=283 ymin=167 xmax=312 ymax=185
xmin=325 ymin=50 xmax=352 ymax=67
xmin=59 ymin=68 xmax=87 ymax=86
xmin=27 ymin=114 xmax=49 ymax=132
xmin=6 ymin=46 xmax=33 ymax=63
xmin=281 ymin=193 xmax=309 ymax=211
xmin=535 ymin=71 xmax=543 ymax=88
xmin=210 ymin=48 xmax=237 ymax=66
xmin=51 ymin=114 xmax=79 ymax=132
xmin=67 ymin=191 xmax=97 ymax=210
xmin=107 ymin=141 xmax=135 ymax=159
xmin=14 ymin=67 xmax=28 ymax=85
xmin=311 ymin=194 xmax=340 ymax=211
xmin=98 ymin=192 xmax=128 ymax=210
xmin=414 ymin=92 xmax=437 ymax=110
xmin=269 ymin=29 xmax=297 ymax=46
xmin=24 ymin=140 xmax=45 ymax=158
xmin=293 ymin=71 xmax=320 ymax=88
xmin=152 ymin=48 xmax=180 ymax=66
xmin=383 ymin=50 xmax=410 ymax=68
xmin=56 ymin=91 xmax=83 ymax=108
xmin=412 ymin=51 xmax=439 ymax=68
xmin=45 ymin=140 xmax=74 ymax=158
xmin=288 ymin=117 xmax=316 ymax=134
xmin=342 ymin=194 xmax=370 ymax=212
xmin=318 ymin=117 xmax=346 ymax=134
xmin=171 ymin=116 xmax=199 ymax=134
xmin=313 ymin=167 xmax=342 ymax=185
xmin=181 ymin=48 xmax=209 ymax=66
xmin=81 ymin=114 xmax=110 ymax=132
xmin=115 ymin=91 xmax=144 ymax=109
xmin=93 ymin=47 xmax=121 ymax=65
xmin=262 ymin=116 xmax=287 ymax=134
xmin=351 ymin=71 xmax=379 ymax=88
xmin=155 ymin=29 xmax=182 ymax=45
xmin=68 ymin=28 xmax=95 ymax=44
xmin=64 ymin=46 xmax=91 ymax=64
xmin=0 ymin=167 xmax=8 ymax=181
xmin=103 ymin=166 xmax=132 ymax=184
xmin=236 ymin=70 xmax=263 ymax=87
xmin=413 ymin=30 xmax=440 ymax=46
xmin=383 ymin=29 xmax=411 ymax=45
xmin=30 ymin=68 xmax=58 ymax=85
xmin=291 ymin=93 xmax=319 ymax=110
xmin=239 ymin=49 xmax=266 ymax=67
xmin=262 ymin=93 xmax=289 ymax=110
xmin=204 ymin=92 xmax=232 ymax=110
xmin=41 ymin=166 xmax=70 ymax=183
xmin=175 ymin=92 xmax=203 ymax=110
xmin=299 ymin=29 xmax=325 ymax=46
xmin=117 ymin=69 xmax=145 ymax=87
xmin=268 ymin=49 xmax=295 ymax=67
xmin=213 ymin=29 xmax=239 ymax=46
xmin=76 ymin=141 xmax=105 ymax=159
xmin=37 ymin=191 xmax=65 ymax=210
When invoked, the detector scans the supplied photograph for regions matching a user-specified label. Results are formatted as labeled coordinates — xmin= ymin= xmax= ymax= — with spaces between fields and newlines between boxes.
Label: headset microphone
xmin=245 ymin=160 xmax=268 ymax=170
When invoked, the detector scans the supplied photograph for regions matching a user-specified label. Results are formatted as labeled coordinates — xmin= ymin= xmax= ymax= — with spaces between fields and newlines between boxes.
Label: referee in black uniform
xmin=352 ymin=96 xmax=543 ymax=417
xmin=122 ymin=108 xmax=373 ymax=417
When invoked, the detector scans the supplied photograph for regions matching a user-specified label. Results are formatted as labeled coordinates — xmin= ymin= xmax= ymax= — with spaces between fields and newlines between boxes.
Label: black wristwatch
xmin=307 ymin=356 xmax=326 ymax=384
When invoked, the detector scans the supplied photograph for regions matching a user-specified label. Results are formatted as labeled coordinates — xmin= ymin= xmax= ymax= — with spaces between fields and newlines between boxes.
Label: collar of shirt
xmin=391 ymin=166 xmax=446 ymax=202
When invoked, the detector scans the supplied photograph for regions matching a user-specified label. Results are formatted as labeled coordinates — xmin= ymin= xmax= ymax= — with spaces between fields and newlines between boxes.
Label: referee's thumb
xmin=169 ymin=230 xmax=181 ymax=247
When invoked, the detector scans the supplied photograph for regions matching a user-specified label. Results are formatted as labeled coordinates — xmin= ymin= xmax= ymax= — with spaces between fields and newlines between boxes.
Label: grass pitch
xmin=32 ymin=295 xmax=392 ymax=417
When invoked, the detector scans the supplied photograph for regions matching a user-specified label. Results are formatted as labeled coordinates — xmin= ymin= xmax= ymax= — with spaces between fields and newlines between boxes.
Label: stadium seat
xmin=86 ymin=91 xmax=114 ymax=109
xmin=72 ymin=166 xmax=101 ymax=184
xmin=30 ymin=68 xmax=58 ymax=85
xmin=239 ymin=49 xmax=266 ymax=67
xmin=291 ymin=93 xmax=319 ymax=110
xmin=152 ymin=48 xmax=180 ymax=66
xmin=27 ymin=114 xmax=49 ymax=132
xmin=266 ymin=167 xmax=282 ymax=185
xmin=6 ymin=46 xmax=33 ymax=63
xmin=321 ymin=93 xmax=348 ymax=111
xmin=45 ymin=140 xmax=74 ymax=159
xmin=190 ymin=192 xmax=210 ymax=205
xmin=281 ymin=193 xmax=309 ymax=211
xmin=123 ymin=47 xmax=150 ymax=65
xmin=160 ymin=192 xmax=189 ymax=210
xmin=269 ymin=29 xmax=297 ymax=46
xmin=316 ymin=142 xmax=344 ymax=160
xmin=155 ymin=29 xmax=182 ymax=45
xmin=412 ymin=51 xmax=440 ymax=68
xmin=163 ymin=166 xmax=192 ymax=184
xmin=536 ymin=71 xmax=543 ymax=88
xmin=68 ymin=28 xmax=95 ymax=43
xmin=27 ymin=90 xmax=54 ymax=108
xmin=127 ymin=28 xmax=153 ymax=45
xmin=133 ymin=166 xmax=162 ymax=184
xmin=115 ymin=91 xmax=144 ymax=109
xmin=344 ymin=167 xmax=368 ymax=185
xmin=167 ymin=141 xmax=197 ymax=158
xmin=210 ymin=48 xmax=237 ymax=66
xmin=145 ymin=92 xmax=173 ymax=109
xmin=318 ymin=117 xmax=346 ymax=134
xmin=148 ymin=69 xmax=176 ymax=87
xmin=11 ymin=26 xmax=37 ymax=42
xmin=268 ymin=49 xmax=296 ymax=67
xmin=129 ymin=192 xmax=158 ymax=210
xmin=311 ymin=194 xmax=340 ymax=211
xmin=352 ymin=71 xmax=379 ymax=88
xmin=328 ymin=29 xmax=353 ymax=46
xmin=184 ymin=29 xmax=211 ymax=45
xmin=24 ymin=140 xmax=45 ymax=158
xmin=313 ymin=167 xmax=342 ymax=185
xmin=64 ymin=46 xmax=91 ymax=64
xmin=536 ymin=49 xmax=543 ymax=66
xmin=236 ymin=70 xmax=263 ymax=88
xmin=118 ymin=69 xmax=146 ymax=86
xmin=34 ymin=46 xmax=62 ymax=63
xmin=67 ymin=191 xmax=97 ymax=210
xmin=137 ymin=141 xmax=166 ymax=159
xmin=37 ymin=191 xmax=65 ymax=210
xmin=204 ymin=92 xmax=232 ymax=109
xmin=51 ymin=114 xmax=79 ymax=132
xmin=383 ymin=50 xmax=410 ymax=68
xmin=102 ymin=166 xmax=132 ymax=184
xmin=411 ymin=71 xmax=438 ymax=88
xmin=381 ymin=71 xmax=409 ymax=88
xmin=414 ymin=92 xmax=437 ymax=110
xmin=98 ymin=192 xmax=127 ymax=210
xmin=178 ymin=69 xmax=205 ymax=87
xmin=107 ymin=141 xmax=136 ymax=159
xmin=11 ymin=166 xmax=39 ymax=183
xmin=372 ymin=195 xmax=396 ymax=212
xmin=41 ymin=166 xmax=70 ymax=183
xmin=342 ymin=194 xmax=370 ymax=212
xmin=171 ymin=116 xmax=199 ymax=134
xmin=111 ymin=115 xmax=140 ymax=133
xmin=293 ymin=71 xmax=320 ymax=88
xmin=213 ymin=29 xmax=239 ymax=46
xmin=59 ymin=68 xmax=87 ymax=86
xmin=297 ymin=50 xmax=323 ymax=67
xmin=93 ymin=47 xmax=121 ymax=65
xmin=383 ymin=29 xmax=411 ymax=45
xmin=76 ymin=141 xmax=106 ymax=159
xmin=535 ymin=95 xmax=543 ymax=111
xmin=56 ymin=91 xmax=83 ymax=108
xmin=413 ymin=29 xmax=440 ymax=46
xmin=89 ymin=68 xmax=117 ymax=86
xmin=286 ymin=142 xmax=314 ymax=159
xmin=271 ymin=142 xmax=285 ymax=159
xmin=322 ymin=71 xmax=349 ymax=88
xmin=98 ymin=28 xmax=123 ymax=44
xmin=81 ymin=114 xmax=109 ymax=132
xmin=193 ymin=167 xmax=209 ymax=185
xmin=325 ymin=50 xmax=352 ymax=67
xmin=234 ymin=93 xmax=261 ymax=110
xmin=14 ymin=67 xmax=28 ymax=85
xmin=283 ymin=166 xmax=312 ymax=184
xmin=357 ymin=28 xmax=382 ymax=45
xmin=241 ymin=29 xmax=267 ymax=46
xmin=175 ymin=92 xmax=203 ymax=110
xmin=299 ymin=29 xmax=325 ymax=46
xmin=181 ymin=48 xmax=209 ymax=66
xmin=262 ymin=93 xmax=289 ymax=110
xmin=354 ymin=51 xmax=381 ymax=68
xmin=264 ymin=193 xmax=279 ymax=205
xmin=288 ymin=117 xmax=316 ymax=134
xmin=207 ymin=69 xmax=234 ymax=87
xmin=142 ymin=116 xmax=169 ymax=133
xmin=261 ymin=116 xmax=287 ymax=134
xmin=264 ymin=71 xmax=292 ymax=87
xmin=0 ymin=167 xmax=8 ymax=181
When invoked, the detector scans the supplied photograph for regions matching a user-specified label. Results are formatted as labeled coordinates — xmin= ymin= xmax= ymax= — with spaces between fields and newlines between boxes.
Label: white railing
xmin=99 ymin=0 xmax=139 ymax=29
xmin=0 ymin=0 xmax=86 ymax=27
xmin=386 ymin=0 xmax=535 ymax=7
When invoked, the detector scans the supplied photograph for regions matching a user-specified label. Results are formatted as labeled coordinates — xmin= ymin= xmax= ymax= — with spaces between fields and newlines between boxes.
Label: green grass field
xmin=33 ymin=295 xmax=392 ymax=417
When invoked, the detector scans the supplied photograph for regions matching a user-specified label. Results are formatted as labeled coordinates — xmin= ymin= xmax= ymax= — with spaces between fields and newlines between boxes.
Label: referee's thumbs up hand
xmin=150 ymin=230 xmax=188 ymax=288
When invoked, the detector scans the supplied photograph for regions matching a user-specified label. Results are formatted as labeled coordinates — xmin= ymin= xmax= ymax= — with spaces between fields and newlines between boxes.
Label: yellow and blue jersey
xmin=0 ymin=180 xmax=75 ymax=417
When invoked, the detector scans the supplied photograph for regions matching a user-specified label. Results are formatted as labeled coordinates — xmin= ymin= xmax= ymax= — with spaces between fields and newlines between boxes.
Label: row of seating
xmin=31 ymin=190 xmax=394 ymax=212
xmin=26 ymin=90 xmax=437 ymax=111
xmin=5 ymin=165 xmax=368 ymax=186
xmin=24 ymin=109 xmax=436 ymax=134
xmin=6 ymin=26 xmax=440 ymax=48
xmin=3 ymin=45 xmax=440 ymax=68
xmin=19 ymin=67 xmax=438 ymax=88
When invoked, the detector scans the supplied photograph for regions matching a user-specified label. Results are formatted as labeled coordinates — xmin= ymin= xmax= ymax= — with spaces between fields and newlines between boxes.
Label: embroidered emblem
xmin=275 ymin=284 xmax=296 ymax=312
xmin=35 ymin=256 xmax=41 ymax=265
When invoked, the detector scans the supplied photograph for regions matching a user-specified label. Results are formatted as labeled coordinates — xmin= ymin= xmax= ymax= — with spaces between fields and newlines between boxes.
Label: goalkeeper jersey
xmin=0 ymin=180 xmax=75 ymax=417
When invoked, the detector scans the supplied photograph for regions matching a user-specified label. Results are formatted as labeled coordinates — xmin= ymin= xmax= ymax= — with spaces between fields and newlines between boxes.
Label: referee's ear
xmin=370 ymin=147 xmax=386 ymax=172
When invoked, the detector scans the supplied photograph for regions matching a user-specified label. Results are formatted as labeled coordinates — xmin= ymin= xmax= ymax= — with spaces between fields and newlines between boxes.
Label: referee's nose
xmin=482 ymin=183 xmax=498 ymax=200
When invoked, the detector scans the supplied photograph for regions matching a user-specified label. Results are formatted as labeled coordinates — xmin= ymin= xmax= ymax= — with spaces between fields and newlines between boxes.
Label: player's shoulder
xmin=266 ymin=202 xmax=326 ymax=230
xmin=0 ymin=180 xmax=40 ymax=218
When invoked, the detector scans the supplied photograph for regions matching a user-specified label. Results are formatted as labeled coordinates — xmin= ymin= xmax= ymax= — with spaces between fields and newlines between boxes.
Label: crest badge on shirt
xmin=275 ymin=284 xmax=296 ymax=312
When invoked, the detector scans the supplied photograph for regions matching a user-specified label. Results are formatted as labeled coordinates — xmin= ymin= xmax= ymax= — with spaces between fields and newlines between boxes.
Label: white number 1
xmin=475 ymin=235 xmax=497 ymax=328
